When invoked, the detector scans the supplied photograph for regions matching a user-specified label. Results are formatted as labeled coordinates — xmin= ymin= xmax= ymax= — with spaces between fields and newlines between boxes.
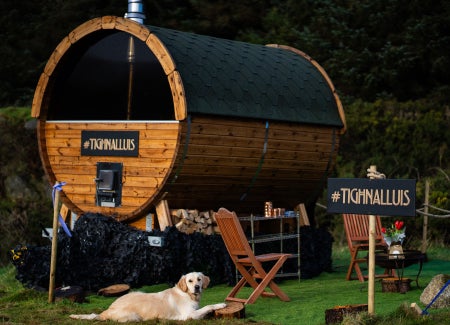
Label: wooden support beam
xmin=296 ymin=203 xmax=310 ymax=226
xmin=155 ymin=200 xmax=172 ymax=230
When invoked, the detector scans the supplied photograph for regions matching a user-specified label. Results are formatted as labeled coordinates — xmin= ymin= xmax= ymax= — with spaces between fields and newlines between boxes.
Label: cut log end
xmin=97 ymin=284 xmax=130 ymax=297
xmin=410 ymin=302 xmax=423 ymax=315
xmin=325 ymin=304 xmax=368 ymax=324
xmin=55 ymin=286 xmax=85 ymax=303
xmin=214 ymin=302 xmax=245 ymax=319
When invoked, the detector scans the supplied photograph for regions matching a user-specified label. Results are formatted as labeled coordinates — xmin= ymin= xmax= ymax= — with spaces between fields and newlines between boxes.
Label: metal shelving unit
xmin=239 ymin=215 xmax=300 ymax=279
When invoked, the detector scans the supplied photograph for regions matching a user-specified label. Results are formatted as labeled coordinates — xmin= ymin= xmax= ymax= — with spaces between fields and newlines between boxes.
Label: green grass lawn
xmin=1 ymin=245 xmax=449 ymax=324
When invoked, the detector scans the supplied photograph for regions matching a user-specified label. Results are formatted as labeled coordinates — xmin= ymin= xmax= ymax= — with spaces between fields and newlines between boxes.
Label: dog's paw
xmin=213 ymin=303 xmax=227 ymax=310
xmin=69 ymin=313 xmax=98 ymax=320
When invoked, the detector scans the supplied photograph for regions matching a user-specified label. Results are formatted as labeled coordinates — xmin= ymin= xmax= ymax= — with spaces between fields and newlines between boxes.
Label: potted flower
xmin=381 ymin=220 xmax=406 ymax=258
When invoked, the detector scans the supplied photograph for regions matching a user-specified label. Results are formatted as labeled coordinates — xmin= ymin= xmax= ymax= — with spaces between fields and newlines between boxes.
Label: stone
xmin=420 ymin=274 xmax=450 ymax=309
xmin=24 ymin=119 xmax=37 ymax=130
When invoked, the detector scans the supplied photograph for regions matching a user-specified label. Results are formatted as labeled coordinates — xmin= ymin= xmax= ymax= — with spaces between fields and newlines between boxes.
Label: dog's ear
xmin=177 ymin=275 xmax=188 ymax=292
xmin=201 ymin=274 xmax=210 ymax=289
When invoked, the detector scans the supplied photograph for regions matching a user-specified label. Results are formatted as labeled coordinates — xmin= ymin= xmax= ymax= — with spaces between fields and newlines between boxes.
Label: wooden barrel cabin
xmin=31 ymin=15 xmax=346 ymax=228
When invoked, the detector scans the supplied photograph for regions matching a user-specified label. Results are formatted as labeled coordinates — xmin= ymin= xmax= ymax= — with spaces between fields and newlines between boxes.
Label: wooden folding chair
xmin=215 ymin=207 xmax=291 ymax=304
xmin=343 ymin=213 xmax=394 ymax=282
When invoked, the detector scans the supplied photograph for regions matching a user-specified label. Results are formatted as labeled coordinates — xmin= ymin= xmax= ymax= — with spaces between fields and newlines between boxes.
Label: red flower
xmin=394 ymin=220 xmax=404 ymax=230
xmin=382 ymin=220 xmax=406 ymax=242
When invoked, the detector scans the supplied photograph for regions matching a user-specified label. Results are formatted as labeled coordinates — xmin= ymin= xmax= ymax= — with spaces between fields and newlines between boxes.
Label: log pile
xmin=171 ymin=209 xmax=217 ymax=235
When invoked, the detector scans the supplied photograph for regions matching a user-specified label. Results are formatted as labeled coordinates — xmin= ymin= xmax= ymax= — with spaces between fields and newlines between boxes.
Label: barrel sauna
xmin=31 ymin=16 xmax=346 ymax=227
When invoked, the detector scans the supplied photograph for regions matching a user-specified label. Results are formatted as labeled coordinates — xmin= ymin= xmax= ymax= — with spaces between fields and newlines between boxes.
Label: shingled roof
xmin=148 ymin=25 xmax=344 ymax=127
xmin=33 ymin=16 xmax=344 ymax=128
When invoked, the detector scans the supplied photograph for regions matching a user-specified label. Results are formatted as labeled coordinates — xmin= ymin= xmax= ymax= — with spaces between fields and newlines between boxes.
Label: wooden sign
xmin=81 ymin=130 xmax=139 ymax=157
xmin=327 ymin=178 xmax=416 ymax=216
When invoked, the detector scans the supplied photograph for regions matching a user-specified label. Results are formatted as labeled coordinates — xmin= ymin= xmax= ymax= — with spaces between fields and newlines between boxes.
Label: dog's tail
xmin=69 ymin=313 xmax=100 ymax=320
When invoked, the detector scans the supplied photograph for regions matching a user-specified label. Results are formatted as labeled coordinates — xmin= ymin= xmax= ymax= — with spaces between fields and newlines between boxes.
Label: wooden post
xmin=421 ymin=179 xmax=429 ymax=253
xmin=295 ymin=203 xmax=310 ymax=226
xmin=155 ymin=200 xmax=172 ymax=230
xmin=367 ymin=165 xmax=377 ymax=315
xmin=368 ymin=214 xmax=376 ymax=314
xmin=48 ymin=182 xmax=61 ymax=303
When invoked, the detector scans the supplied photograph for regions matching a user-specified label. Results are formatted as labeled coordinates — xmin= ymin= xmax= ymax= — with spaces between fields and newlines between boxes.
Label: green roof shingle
xmin=149 ymin=25 xmax=344 ymax=127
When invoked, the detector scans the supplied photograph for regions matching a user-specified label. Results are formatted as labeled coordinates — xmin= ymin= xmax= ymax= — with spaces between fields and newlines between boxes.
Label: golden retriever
xmin=70 ymin=272 xmax=226 ymax=322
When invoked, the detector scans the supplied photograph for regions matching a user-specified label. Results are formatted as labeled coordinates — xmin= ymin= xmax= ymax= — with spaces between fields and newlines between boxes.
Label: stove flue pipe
xmin=124 ymin=0 xmax=146 ymax=24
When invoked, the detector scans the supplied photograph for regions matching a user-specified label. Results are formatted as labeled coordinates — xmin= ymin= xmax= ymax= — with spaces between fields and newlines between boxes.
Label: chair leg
xmin=225 ymin=266 xmax=256 ymax=301
xmin=265 ymin=258 xmax=290 ymax=301
xmin=346 ymin=260 xmax=355 ymax=280
xmin=346 ymin=262 xmax=365 ymax=282
xmin=226 ymin=275 xmax=248 ymax=301
xmin=346 ymin=248 xmax=365 ymax=282
xmin=267 ymin=280 xmax=290 ymax=301
xmin=246 ymin=257 xmax=290 ymax=304
xmin=228 ymin=258 xmax=290 ymax=304
xmin=353 ymin=263 xmax=365 ymax=282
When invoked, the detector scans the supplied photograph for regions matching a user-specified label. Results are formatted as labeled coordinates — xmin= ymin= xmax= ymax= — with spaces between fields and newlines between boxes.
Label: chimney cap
xmin=124 ymin=0 xmax=146 ymax=24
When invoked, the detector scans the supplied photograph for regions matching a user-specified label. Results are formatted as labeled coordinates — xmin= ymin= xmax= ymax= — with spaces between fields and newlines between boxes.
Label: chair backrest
xmin=343 ymin=213 xmax=385 ymax=248
xmin=215 ymin=208 xmax=254 ymax=260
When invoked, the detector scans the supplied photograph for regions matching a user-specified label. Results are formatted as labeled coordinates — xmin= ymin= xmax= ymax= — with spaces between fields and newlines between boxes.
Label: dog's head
xmin=177 ymin=272 xmax=210 ymax=301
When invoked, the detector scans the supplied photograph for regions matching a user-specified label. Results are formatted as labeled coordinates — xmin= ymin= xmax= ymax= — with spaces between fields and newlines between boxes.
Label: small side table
xmin=374 ymin=250 xmax=425 ymax=288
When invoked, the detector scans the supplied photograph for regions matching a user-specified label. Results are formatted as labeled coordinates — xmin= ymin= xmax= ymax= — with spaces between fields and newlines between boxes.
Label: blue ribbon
xmin=52 ymin=182 xmax=72 ymax=237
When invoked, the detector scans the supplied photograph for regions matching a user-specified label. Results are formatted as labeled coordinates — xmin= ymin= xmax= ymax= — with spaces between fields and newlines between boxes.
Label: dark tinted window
xmin=48 ymin=31 xmax=174 ymax=120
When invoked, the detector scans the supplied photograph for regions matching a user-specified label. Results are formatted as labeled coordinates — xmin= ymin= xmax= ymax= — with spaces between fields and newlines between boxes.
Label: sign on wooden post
xmin=327 ymin=172 xmax=416 ymax=315
xmin=327 ymin=178 xmax=416 ymax=216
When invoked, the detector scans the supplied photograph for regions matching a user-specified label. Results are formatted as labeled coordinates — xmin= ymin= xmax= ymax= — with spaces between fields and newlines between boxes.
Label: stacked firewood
xmin=171 ymin=209 xmax=218 ymax=235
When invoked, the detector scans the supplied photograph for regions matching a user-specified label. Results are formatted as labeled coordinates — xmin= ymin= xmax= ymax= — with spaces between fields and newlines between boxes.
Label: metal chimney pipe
xmin=124 ymin=0 xmax=146 ymax=24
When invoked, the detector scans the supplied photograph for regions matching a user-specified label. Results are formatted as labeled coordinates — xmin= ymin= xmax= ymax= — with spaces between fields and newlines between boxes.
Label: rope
xmin=316 ymin=202 xmax=450 ymax=218
xmin=422 ymin=204 xmax=450 ymax=214
xmin=416 ymin=204 xmax=450 ymax=218
xmin=52 ymin=182 xmax=72 ymax=237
